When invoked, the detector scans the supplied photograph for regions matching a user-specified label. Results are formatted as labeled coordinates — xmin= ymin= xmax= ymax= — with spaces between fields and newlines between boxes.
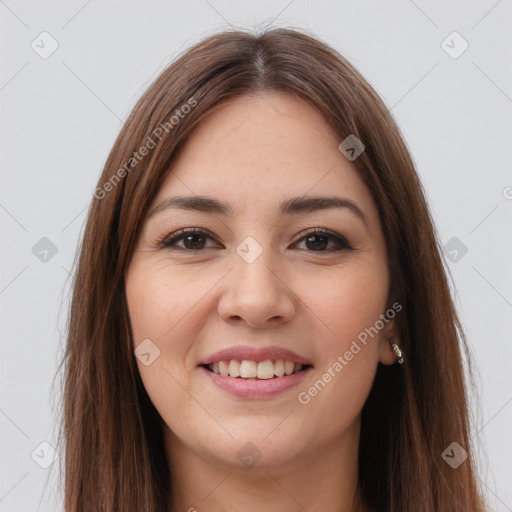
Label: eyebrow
xmin=148 ymin=194 xmax=368 ymax=226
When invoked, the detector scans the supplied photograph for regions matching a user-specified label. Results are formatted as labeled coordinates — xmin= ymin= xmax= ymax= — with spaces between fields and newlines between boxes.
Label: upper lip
xmin=199 ymin=345 xmax=313 ymax=366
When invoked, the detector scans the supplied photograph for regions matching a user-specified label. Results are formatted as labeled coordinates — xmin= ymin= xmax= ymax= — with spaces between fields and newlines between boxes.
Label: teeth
xmin=207 ymin=359 xmax=307 ymax=379
xmin=293 ymin=363 xmax=303 ymax=374
xmin=239 ymin=360 xmax=257 ymax=378
xmin=228 ymin=359 xmax=240 ymax=377
xmin=218 ymin=361 xmax=229 ymax=377
xmin=274 ymin=359 xmax=285 ymax=377
xmin=256 ymin=360 xmax=275 ymax=379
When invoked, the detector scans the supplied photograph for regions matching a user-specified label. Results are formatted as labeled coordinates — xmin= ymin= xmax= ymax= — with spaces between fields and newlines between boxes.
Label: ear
xmin=377 ymin=317 xmax=401 ymax=366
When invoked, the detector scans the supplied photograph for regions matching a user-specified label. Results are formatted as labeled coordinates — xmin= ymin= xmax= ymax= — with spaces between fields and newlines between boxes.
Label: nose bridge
xmin=233 ymin=233 xmax=283 ymax=295
xmin=218 ymin=232 xmax=296 ymax=327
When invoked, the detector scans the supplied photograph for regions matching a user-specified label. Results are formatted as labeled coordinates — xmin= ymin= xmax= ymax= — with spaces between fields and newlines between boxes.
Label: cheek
xmin=125 ymin=259 xmax=210 ymax=436
xmin=304 ymin=256 xmax=389 ymax=354
xmin=125 ymin=257 xmax=206 ymax=343
xmin=294 ymin=256 xmax=387 ymax=415
xmin=124 ymin=259 xmax=202 ymax=403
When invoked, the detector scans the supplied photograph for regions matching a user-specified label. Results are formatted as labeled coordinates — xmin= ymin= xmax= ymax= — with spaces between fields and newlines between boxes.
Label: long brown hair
xmin=55 ymin=27 xmax=488 ymax=511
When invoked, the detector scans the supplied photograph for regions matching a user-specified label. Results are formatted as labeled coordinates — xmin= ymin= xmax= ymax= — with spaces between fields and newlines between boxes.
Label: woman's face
xmin=125 ymin=91 xmax=398 ymax=470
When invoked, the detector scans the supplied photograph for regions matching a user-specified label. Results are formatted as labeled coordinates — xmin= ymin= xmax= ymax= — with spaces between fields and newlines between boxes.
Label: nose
xmin=217 ymin=247 xmax=297 ymax=329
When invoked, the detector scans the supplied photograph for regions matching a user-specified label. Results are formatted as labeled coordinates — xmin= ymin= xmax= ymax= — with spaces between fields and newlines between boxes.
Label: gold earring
xmin=390 ymin=340 xmax=404 ymax=365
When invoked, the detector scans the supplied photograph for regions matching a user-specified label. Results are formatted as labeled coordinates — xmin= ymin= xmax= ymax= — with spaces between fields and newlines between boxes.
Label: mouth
xmin=201 ymin=359 xmax=314 ymax=380
xmin=198 ymin=345 xmax=314 ymax=398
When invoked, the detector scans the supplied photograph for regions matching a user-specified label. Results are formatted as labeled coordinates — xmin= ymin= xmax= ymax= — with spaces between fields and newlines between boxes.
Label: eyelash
xmin=157 ymin=227 xmax=353 ymax=253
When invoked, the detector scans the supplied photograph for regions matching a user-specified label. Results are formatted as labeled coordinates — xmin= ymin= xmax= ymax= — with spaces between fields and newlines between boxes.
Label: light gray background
xmin=1 ymin=1 xmax=511 ymax=510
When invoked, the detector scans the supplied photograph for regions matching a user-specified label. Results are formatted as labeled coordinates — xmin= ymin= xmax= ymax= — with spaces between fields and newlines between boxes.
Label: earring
xmin=390 ymin=340 xmax=404 ymax=365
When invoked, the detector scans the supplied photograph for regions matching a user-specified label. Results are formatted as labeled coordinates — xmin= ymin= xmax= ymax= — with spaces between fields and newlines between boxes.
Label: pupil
xmin=185 ymin=235 xmax=204 ymax=249
xmin=307 ymin=235 xmax=327 ymax=250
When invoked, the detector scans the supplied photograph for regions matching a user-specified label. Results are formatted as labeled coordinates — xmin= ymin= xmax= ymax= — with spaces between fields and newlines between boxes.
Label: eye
xmin=159 ymin=228 xmax=217 ymax=251
xmin=159 ymin=227 xmax=353 ymax=253
xmin=292 ymin=227 xmax=353 ymax=252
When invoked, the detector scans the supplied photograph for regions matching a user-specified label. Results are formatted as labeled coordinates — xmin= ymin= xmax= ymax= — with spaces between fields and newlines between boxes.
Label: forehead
xmin=172 ymin=91 xmax=340 ymax=174
xmin=150 ymin=92 xmax=380 ymax=231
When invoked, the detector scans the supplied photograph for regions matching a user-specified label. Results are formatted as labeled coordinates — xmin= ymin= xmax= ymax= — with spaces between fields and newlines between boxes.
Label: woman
xmin=58 ymin=27 xmax=488 ymax=511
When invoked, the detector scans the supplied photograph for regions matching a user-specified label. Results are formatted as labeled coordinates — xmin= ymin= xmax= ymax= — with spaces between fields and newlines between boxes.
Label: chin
xmin=205 ymin=426 xmax=308 ymax=470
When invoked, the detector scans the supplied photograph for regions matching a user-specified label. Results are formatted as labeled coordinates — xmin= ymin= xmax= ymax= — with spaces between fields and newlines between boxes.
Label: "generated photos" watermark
xmin=297 ymin=301 xmax=402 ymax=404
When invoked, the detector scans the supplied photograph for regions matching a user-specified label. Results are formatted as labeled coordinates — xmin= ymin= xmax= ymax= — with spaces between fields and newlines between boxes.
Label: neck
xmin=165 ymin=416 xmax=367 ymax=512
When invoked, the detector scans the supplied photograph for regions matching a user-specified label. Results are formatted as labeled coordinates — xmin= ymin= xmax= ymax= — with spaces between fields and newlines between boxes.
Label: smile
xmin=205 ymin=359 xmax=311 ymax=379
xmin=198 ymin=345 xmax=314 ymax=398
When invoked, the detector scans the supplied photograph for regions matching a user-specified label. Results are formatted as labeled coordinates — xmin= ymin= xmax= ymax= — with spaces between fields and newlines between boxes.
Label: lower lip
xmin=199 ymin=366 xmax=313 ymax=399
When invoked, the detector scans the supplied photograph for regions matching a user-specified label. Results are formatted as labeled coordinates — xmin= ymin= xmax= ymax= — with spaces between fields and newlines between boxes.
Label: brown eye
xmin=161 ymin=228 xmax=217 ymax=251
xmin=294 ymin=228 xmax=352 ymax=252
xmin=179 ymin=234 xmax=207 ymax=250
xmin=160 ymin=227 xmax=352 ymax=253
xmin=304 ymin=234 xmax=329 ymax=251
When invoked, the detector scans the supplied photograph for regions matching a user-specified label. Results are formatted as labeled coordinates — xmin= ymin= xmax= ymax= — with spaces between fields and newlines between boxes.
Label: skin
xmin=125 ymin=91 xmax=400 ymax=512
